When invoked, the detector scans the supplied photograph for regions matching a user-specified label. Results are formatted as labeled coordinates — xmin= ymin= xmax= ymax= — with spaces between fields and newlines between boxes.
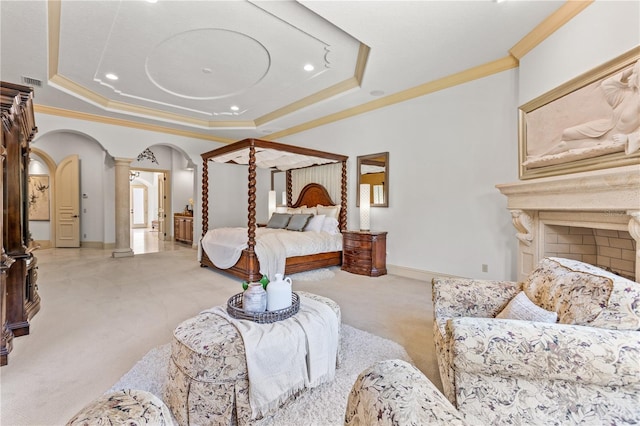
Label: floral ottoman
xmin=164 ymin=291 xmax=341 ymax=426
xmin=66 ymin=389 xmax=175 ymax=426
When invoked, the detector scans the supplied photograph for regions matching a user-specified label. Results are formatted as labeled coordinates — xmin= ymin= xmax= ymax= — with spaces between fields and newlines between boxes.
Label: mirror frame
xmin=356 ymin=152 xmax=389 ymax=207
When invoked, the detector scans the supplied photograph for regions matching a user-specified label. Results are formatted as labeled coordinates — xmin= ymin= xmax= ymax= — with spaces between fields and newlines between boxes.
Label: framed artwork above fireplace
xmin=519 ymin=46 xmax=640 ymax=180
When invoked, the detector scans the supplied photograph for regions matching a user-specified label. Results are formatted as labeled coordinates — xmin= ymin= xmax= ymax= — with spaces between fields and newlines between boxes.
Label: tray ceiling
xmin=1 ymin=0 xmax=573 ymax=143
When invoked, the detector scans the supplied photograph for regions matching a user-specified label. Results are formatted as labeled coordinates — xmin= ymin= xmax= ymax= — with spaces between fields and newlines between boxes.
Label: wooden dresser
xmin=174 ymin=214 xmax=193 ymax=245
xmin=342 ymin=231 xmax=387 ymax=277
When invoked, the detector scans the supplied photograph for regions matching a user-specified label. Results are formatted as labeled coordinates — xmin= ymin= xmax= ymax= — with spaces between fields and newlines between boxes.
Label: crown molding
xmin=509 ymin=1 xmax=593 ymax=60
xmin=34 ymin=105 xmax=234 ymax=144
xmin=46 ymin=0 xmax=371 ymax=131
xmin=266 ymin=55 xmax=519 ymax=140
xmin=44 ymin=1 xmax=590 ymax=143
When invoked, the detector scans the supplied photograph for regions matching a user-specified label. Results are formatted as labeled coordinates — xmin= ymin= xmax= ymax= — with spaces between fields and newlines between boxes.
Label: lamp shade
xmin=268 ymin=190 xmax=277 ymax=219
xmin=359 ymin=183 xmax=370 ymax=231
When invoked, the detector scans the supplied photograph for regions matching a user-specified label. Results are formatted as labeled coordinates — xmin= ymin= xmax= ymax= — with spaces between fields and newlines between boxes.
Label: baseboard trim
xmin=387 ymin=264 xmax=462 ymax=282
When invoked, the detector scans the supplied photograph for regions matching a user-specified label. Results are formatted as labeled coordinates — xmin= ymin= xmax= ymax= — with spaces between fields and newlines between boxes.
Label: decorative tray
xmin=227 ymin=292 xmax=300 ymax=323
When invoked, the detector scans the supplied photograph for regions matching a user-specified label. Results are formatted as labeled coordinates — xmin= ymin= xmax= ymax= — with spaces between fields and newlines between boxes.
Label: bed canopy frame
xmin=200 ymin=138 xmax=348 ymax=281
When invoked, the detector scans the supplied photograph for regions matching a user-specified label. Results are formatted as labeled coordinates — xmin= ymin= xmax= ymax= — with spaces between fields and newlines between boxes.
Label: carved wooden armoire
xmin=1 ymin=81 xmax=41 ymax=366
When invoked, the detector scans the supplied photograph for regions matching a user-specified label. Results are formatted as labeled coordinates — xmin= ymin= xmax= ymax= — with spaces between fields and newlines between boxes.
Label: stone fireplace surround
xmin=496 ymin=165 xmax=640 ymax=283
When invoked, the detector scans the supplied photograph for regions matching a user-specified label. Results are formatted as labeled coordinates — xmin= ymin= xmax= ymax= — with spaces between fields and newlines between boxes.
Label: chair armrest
xmin=345 ymin=359 xmax=468 ymax=426
xmin=449 ymin=317 xmax=640 ymax=388
xmin=432 ymin=277 xmax=521 ymax=320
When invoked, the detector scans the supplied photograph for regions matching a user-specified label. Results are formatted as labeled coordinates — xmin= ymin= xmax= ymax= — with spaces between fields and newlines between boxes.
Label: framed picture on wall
xmin=519 ymin=46 xmax=640 ymax=179
xmin=28 ymin=174 xmax=50 ymax=221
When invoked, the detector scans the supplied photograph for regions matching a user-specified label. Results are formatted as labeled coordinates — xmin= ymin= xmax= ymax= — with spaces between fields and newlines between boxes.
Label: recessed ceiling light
xmin=202 ymin=67 xmax=212 ymax=74
xmin=230 ymin=105 xmax=239 ymax=111
xmin=105 ymin=73 xmax=119 ymax=81
xmin=303 ymin=64 xmax=314 ymax=72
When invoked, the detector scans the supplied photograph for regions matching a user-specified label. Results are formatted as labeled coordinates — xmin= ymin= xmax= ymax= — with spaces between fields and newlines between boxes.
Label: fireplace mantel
xmin=496 ymin=165 xmax=640 ymax=282
xmin=496 ymin=165 xmax=640 ymax=211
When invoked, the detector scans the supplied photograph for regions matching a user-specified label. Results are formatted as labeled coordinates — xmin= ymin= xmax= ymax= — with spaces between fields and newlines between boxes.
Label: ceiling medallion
xmin=145 ymin=28 xmax=270 ymax=100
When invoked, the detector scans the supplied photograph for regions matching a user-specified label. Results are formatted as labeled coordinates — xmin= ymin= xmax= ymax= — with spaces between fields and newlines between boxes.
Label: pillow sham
xmin=304 ymin=214 xmax=325 ymax=232
xmin=300 ymin=206 xmax=318 ymax=215
xmin=286 ymin=207 xmax=304 ymax=214
xmin=496 ymin=291 xmax=558 ymax=323
xmin=286 ymin=214 xmax=314 ymax=232
xmin=321 ymin=217 xmax=340 ymax=235
xmin=266 ymin=213 xmax=292 ymax=229
xmin=316 ymin=204 xmax=340 ymax=220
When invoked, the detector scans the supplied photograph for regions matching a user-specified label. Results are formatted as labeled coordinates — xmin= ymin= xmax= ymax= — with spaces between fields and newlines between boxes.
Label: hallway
xmin=130 ymin=227 xmax=192 ymax=254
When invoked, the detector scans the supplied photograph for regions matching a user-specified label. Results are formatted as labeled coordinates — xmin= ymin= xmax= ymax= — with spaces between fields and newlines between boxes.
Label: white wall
xmin=282 ymin=70 xmax=520 ymax=280
xmin=519 ymin=1 xmax=639 ymax=104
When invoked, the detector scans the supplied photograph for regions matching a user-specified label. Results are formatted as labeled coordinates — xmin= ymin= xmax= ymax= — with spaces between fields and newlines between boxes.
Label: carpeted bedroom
xmin=0 ymin=246 xmax=439 ymax=425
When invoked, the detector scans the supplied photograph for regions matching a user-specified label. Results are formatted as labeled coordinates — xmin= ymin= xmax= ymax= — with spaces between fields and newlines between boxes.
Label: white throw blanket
xmin=203 ymin=295 xmax=339 ymax=419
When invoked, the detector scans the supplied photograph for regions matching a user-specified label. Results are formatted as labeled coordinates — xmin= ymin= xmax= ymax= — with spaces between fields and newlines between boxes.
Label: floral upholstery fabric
xmin=164 ymin=291 xmax=340 ymax=426
xmin=432 ymin=277 xmax=521 ymax=403
xmin=345 ymin=359 xmax=468 ymax=426
xmin=432 ymin=257 xmax=640 ymax=425
xmin=67 ymin=389 xmax=176 ymax=426
xmin=450 ymin=317 xmax=640 ymax=425
xmin=523 ymin=257 xmax=613 ymax=326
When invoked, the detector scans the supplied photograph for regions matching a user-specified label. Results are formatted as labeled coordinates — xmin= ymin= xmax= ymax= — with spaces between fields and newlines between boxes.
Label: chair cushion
xmin=523 ymin=257 xmax=640 ymax=330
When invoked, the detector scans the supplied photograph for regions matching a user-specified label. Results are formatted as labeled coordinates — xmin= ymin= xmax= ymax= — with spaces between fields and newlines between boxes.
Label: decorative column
xmin=627 ymin=210 xmax=640 ymax=281
xmin=112 ymin=158 xmax=134 ymax=258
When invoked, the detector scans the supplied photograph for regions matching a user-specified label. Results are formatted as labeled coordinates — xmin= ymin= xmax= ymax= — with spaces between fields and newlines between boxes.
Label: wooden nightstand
xmin=342 ymin=231 xmax=387 ymax=277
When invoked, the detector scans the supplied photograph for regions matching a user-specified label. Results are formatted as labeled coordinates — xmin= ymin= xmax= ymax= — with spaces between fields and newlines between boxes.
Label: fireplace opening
xmin=544 ymin=225 xmax=636 ymax=281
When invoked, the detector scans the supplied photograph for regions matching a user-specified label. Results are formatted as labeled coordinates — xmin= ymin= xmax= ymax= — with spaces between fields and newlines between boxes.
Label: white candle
xmin=282 ymin=191 xmax=286 ymax=205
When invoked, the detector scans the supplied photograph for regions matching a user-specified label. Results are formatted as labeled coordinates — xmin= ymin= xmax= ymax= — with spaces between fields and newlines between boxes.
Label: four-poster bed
xmin=200 ymin=138 xmax=348 ymax=282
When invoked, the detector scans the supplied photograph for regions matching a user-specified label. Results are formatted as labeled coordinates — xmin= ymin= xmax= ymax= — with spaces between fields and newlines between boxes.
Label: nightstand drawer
xmin=343 ymin=248 xmax=372 ymax=261
xmin=341 ymin=231 xmax=387 ymax=277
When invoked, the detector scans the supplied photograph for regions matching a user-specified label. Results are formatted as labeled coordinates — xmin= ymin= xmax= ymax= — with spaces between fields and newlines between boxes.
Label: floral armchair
xmin=345 ymin=359 xmax=469 ymax=426
xmin=432 ymin=257 xmax=640 ymax=425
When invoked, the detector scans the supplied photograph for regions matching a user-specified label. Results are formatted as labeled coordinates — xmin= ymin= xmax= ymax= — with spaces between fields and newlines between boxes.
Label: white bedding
xmin=200 ymin=227 xmax=342 ymax=280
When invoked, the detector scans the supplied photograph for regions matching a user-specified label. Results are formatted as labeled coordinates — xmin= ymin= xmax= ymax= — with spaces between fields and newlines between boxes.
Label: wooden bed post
xmin=286 ymin=170 xmax=292 ymax=206
xmin=340 ymin=160 xmax=347 ymax=231
xmin=247 ymin=143 xmax=257 ymax=252
xmin=201 ymin=158 xmax=208 ymax=237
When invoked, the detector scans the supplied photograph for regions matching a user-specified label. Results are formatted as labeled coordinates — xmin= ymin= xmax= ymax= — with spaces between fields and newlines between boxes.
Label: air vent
xmin=21 ymin=76 xmax=42 ymax=87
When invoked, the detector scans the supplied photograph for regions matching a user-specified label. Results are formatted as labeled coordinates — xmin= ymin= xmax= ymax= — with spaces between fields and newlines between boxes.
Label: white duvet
xmin=200 ymin=227 xmax=342 ymax=280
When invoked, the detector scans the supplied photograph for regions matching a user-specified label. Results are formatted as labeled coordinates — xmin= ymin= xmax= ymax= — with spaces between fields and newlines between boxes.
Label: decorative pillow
xmin=321 ymin=217 xmax=340 ymax=235
xmin=266 ymin=213 xmax=292 ymax=229
xmin=496 ymin=291 xmax=558 ymax=323
xmin=316 ymin=204 xmax=341 ymax=220
xmin=304 ymin=214 xmax=325 ymax=232
xmin=300 ymin=206 xmax=318 ymax=215
xmin=286 ymin=214 xmax=314 ymax=232
xmin=523 ymin=257 xmax=614 ymax=327
xmin=286 ymin=207 xmax=303 ymax=214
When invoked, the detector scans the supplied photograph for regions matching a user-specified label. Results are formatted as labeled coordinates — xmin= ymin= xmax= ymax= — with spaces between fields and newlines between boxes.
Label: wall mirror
xmin=357 ymin=152 xmax=389 ymax=207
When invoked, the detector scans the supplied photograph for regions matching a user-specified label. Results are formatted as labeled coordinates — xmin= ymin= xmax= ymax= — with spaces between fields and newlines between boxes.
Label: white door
xmin=130 ymin=184 xmax=148 ymax=228
xmin=55 ymin=154 xmax=80 ymax=247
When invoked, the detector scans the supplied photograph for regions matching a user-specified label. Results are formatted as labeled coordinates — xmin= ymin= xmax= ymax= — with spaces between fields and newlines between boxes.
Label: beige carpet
xmin=0 ymin=246 xmax=441 ymax=425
